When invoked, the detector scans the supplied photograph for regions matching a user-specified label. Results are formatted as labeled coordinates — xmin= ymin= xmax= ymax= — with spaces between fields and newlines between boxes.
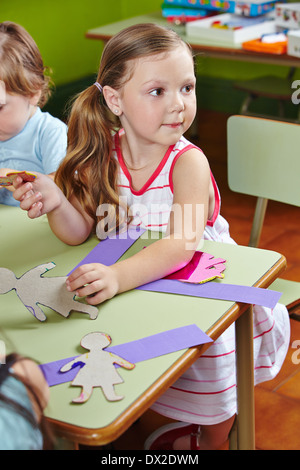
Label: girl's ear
xmin=29 ymin=89 xmax=42 ymax=107
xmin=103 ymin=86 xmax=122 ymax=116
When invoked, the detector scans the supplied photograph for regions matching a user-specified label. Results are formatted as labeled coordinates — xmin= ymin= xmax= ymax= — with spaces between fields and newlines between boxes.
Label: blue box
xmin=163 ymin=0 xmax=281 ymax=17
xmin=162 ymin=5 xmax=214 ymax=22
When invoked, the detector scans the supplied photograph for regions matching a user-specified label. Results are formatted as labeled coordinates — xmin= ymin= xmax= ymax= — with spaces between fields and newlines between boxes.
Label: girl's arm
xmin=67 ymin=148 xmax=211 ymax=304
xmin=47 ymin=193 xmax=94 ymax=245
xmin=12 ymin=173 xmax=94 ymax=245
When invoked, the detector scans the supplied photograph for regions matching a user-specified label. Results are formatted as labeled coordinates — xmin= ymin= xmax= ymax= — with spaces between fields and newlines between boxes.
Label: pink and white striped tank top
xmin=115 ymin=133 xmax=230 ymax=241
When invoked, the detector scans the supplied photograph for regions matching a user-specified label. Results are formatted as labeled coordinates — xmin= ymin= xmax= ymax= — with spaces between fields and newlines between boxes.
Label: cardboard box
xmin=288 ymin=29 xmax=300 ymax=57
xmin=186 ymin=13 xmax=276 ymax=44
xmin=275 ymin=3 xmax=300 ymax=29
xmin=164 ymin=0 xmax=280 ymax=17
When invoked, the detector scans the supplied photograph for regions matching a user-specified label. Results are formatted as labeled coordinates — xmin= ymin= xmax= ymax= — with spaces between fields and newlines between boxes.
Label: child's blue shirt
xmin=0 ymin=375 xmax=43 ymax=450
xmin=0 ymin=107 xmax=67 ymax=206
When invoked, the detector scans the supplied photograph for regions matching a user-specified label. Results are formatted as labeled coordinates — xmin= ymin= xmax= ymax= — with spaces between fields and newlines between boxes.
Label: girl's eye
xmin=182 ymin=84 xmax=194 ymax=94
xmin=149 ymin=88 xmax=164 ymax=97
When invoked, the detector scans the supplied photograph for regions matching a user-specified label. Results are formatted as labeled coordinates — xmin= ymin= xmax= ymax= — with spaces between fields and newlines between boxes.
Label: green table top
xmin=0 ymin=204 xmax=283 ymax=443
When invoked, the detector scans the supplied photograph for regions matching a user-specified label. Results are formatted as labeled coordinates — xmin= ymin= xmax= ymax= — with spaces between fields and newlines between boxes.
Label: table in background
xmin=85 ymin=12 xmax=300 ymax=67
xmin=0 ymin=204 xmax=286 ymax=449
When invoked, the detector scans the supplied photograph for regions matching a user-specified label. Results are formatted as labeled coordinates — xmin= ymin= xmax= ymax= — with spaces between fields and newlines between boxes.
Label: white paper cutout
xmin=60 ymin=332 xmax=135 ymax=403
xmin=0 ymin=262 xmax=98 ymax=321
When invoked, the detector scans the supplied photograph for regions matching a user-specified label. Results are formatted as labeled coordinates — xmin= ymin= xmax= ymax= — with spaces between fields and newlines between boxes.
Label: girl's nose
xmin=169 ymin=92 xmax=184 ymax=113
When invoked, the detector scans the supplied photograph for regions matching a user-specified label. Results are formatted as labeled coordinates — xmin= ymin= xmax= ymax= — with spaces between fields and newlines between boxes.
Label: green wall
xmin=2 ymin=0 xmax=297 ymax=85
xmin=0 ymin=0 xmax=162 ymax=86
xmin=1 ymin=0 xmax=298 ymax=118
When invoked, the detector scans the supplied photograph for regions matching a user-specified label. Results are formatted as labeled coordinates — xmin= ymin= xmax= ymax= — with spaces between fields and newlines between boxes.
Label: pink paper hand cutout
xmin=165 ymin=252 xmax=226 ymax=284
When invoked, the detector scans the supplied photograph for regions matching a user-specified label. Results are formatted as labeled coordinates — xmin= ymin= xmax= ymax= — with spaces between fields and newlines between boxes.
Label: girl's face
xmin=116 ymin=45 xmax=197 ymax=148
xmin=0 ymin=90 xmax=39 ymax=141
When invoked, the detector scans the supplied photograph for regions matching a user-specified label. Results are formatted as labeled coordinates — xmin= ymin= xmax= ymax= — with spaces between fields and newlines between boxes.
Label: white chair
xmin=227 ymin=115 xmax=300 ymax=316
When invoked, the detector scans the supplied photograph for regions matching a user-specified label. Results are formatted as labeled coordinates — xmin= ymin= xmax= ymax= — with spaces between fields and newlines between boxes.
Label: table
xmin=0 ymin=204 xmax=286 ymax=449
xmin=85 ymin=12 xmax=300 ymax=67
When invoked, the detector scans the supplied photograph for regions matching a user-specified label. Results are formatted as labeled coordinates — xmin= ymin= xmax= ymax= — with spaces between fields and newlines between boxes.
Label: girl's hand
xmin=12 ymin=172 xmax=62 ymax=218
xmin=66 ymin=263 xmax=120 ymax=305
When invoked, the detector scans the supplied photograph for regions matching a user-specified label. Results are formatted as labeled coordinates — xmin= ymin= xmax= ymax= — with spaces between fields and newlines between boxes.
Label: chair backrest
xmin=227 ymin=115 xmax=300 ymax=207
xmin=227 ymin=115 xmax=300 ymax=247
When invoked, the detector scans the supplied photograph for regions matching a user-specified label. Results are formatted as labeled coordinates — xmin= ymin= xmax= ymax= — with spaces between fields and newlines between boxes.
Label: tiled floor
xmin=112 ymin=110 xmax=300 ymax=451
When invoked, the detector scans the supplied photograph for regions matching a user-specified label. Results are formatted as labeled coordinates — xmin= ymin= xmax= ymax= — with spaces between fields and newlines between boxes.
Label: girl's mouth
xmin=164 ymin=122 xmax=183 ymax=128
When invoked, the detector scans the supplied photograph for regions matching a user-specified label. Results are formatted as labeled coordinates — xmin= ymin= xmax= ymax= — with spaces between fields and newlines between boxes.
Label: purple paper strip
xmin=68 ymin=227 xmax=281 ymax=309
xmin=68 ymin=228 xmax=145 ymax=274
xmin=40 ymin=324 xmax=212 ymax=387
xmin=136 ymin=279 xmax=281 ymax=309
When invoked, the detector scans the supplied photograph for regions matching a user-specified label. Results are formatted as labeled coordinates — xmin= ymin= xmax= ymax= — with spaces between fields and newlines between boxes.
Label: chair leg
xmin=240 ymin=93 xmax=255 ymax=114
xmin=249 ymin=197 xmax=268 ymax=248
xmin=235 ymin=305 xmax=255 ymax=450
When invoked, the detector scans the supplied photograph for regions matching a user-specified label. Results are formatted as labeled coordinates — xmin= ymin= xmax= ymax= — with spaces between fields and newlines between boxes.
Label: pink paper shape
xmin=165 ymin=252 xmax=226 ymax=284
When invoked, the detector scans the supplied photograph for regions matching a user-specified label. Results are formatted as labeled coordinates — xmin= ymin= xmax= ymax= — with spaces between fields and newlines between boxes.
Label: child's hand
xmin=66 ymin=263 xmax=120 ymax=305
xmin=12 ymin=172 xmax=62 ymax=218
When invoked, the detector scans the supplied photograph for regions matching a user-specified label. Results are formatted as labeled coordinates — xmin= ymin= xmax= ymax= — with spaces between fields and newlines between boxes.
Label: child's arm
xmin=66 ymin=148 xmax=211 ymax=304
xmin=12 ymin=173 xmax=94 ymax=245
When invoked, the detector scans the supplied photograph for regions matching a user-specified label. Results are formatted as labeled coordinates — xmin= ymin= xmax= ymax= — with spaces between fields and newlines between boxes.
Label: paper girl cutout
xmin=60 ymin=332 xmax=135 ymax=403
xmin=0 ymin=262 xmax=98 ymax=322
xmin=165 ymin=251 xmax=226 ymax=284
